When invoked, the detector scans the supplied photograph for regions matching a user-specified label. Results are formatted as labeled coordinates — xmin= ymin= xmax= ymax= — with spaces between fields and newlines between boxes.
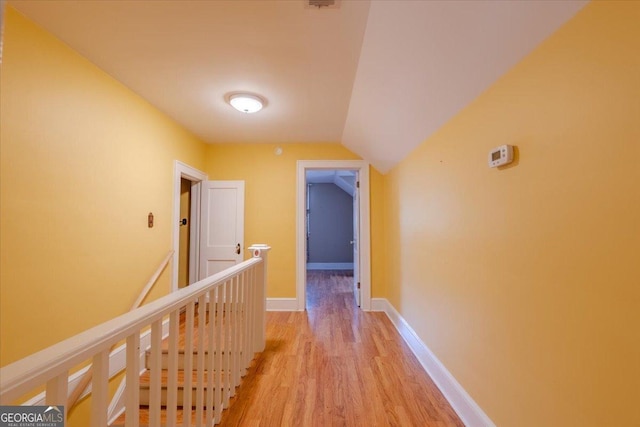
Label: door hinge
xmin=357 ymin=282 xmax=361 ymax=289
xmin=356 ymin=181 xmax=360 ymax=188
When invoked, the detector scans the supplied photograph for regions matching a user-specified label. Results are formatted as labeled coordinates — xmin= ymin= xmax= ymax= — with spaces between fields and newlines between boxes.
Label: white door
xmin=353 ymin=177 xmax=361 ymax=306
xmin=199 ymin=180 xmax=245 ymax=279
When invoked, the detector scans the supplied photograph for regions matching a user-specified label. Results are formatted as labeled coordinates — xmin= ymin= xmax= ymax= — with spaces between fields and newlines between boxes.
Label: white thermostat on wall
xmin=488 ymin=144 xmax=514 ymax=168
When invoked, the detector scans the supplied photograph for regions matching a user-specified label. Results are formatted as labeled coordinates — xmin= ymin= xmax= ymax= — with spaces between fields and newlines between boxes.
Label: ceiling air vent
xmin=306 ymin=0 xmax=341 ymax=9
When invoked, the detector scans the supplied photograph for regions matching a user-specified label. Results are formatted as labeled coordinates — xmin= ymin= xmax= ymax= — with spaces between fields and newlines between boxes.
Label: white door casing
xmin=297 ymin=160 xmax=371 ymax=311
xmin=172 ymin=161 xmax=207 ymax=292
xmin=353 ymin=176 xmax=361 ymax=307
xmin=199 ymin=181 xmax=245 ymax=279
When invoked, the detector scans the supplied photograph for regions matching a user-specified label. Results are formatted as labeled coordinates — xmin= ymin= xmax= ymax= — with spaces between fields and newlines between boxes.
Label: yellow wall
xmin=369 ymin=167 xmax=386 ymax=299
xmin=204 ymin=143 xmax=386 ymax=299
xmin=0 ymin=6 xmax=206 ymax=370
xmin=384 ymin=2 xmax=640 ymax=426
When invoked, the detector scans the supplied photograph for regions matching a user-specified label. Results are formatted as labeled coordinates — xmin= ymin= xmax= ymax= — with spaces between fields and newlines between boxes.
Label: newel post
xmin=248 ymin=244 xmax=271 ymax=353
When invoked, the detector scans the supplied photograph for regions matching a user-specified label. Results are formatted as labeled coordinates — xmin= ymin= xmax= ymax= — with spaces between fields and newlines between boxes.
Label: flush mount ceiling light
xmin=228 ymin=93 xmax=264 ymax=114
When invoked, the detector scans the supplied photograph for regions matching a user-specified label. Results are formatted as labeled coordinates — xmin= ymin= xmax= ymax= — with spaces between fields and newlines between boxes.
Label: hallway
xmin=217 ymin=271 xmax=463 ymax=426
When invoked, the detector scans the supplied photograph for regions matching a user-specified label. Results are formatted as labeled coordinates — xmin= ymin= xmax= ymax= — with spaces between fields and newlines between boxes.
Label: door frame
xmin=296 ymin=160 xmax=371 ymax=311
xmin=172 ymin=161 xmax=208 ymax=292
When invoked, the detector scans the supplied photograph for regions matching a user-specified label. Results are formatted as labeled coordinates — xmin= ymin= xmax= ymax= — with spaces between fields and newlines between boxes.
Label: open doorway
xmin=296 ymin=160 xmax=371 ymax=311
xmin=178 ymin=178 xmax=192 ymax=288
xmin=305 ymin=170 xmax=357 ymax=307
xmin=172 ymin=161 xmax=208 ymax=292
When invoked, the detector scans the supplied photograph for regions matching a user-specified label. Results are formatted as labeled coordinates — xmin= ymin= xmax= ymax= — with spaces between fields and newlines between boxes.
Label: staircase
xmin=112 ymin=305 xmax=244 ymax=426
xmin=0 ymin=245 xmax=270 ymax=427
xmin=139 ymin=350 xmax=213 ymax=407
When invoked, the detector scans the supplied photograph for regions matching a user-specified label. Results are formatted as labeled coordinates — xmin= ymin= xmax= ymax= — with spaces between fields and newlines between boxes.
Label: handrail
xmin=129 ymin=250 xmax=175 ymax=311
xmin=66 ymin=250 xmax=174 ymax=411
xmin=0 ymin=255 xmax=263 ymax=405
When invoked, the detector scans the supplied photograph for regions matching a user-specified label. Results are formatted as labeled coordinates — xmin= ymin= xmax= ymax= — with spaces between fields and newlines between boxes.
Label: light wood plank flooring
xmin=216 ymin=271 xmax=464 ymax=426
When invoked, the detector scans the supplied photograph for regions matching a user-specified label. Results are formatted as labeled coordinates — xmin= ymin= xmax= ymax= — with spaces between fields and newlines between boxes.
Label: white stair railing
xmin=0 ymin=244 xmax=270 ymax=427
xmin=68 ymin=250 xmax=175 ymax=414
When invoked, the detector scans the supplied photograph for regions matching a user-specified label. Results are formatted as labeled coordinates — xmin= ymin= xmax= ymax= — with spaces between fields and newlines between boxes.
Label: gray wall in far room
xmin=308 ymin=183 xmax=353 ymax=263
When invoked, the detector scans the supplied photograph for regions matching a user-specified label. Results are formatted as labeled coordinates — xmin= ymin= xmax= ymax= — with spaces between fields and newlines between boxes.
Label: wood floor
xmin=216 ymin=270 xmax=464 ymax=426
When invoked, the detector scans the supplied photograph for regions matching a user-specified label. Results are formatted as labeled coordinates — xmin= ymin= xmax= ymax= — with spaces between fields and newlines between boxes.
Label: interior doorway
xmin=305 ymin=170 xmax=358 ymax=306
xmin=178 ymin=178 xmax=192 ymax=288
xmin=296 ymin=160 xmax=371 ymax=311
xmin=172 ymin=161 xmax=208 ymax=292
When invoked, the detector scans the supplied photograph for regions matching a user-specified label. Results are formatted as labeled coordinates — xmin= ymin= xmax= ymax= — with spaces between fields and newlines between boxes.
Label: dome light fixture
xmin=228 ymin=93 xmax=264 ymax=114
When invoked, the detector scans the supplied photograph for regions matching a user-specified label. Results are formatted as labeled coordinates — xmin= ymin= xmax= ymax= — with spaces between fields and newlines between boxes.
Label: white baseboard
xmin=306 ymin=262 xmax=354 ymax=270
xmin=371 ymin=298 xmax=495 ymax=427
xmin=266 ymin=298 xmax=300 ymax=311
xmin=371 ymin=298 xmax=388 ymax=312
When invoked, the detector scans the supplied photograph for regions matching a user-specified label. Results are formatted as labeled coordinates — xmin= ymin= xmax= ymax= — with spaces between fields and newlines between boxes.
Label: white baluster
xmin=125 ymin=333 xmax=140 ymax=427
xmin=183 ymin=302 xmax=195 ymax=427
xmin=221 ymin=280 xmax=229 ymax=409
xmin=231 ymin=275 xmax=239 ymax=394
xmin=46 ymin=372 xmax=68 ymax=424
xmin=214 ymin=286 xmax=223 ymax=424
xmin=149 ymin=320 xmax=162 ymax=427
xmin=91 ymin=350 xmax=109 ymax=427
xmin=247 ymin=268 xmax=255 ymax=367
xmin=205 ymin=288 xmax=216 ymax=425
xmin=195 ymin=295 xmax=206 ymax=426
xmin=166 ymin=311 xmax=179 ymax=427
xmin=242 ymin=270 xmax=249 ymax=376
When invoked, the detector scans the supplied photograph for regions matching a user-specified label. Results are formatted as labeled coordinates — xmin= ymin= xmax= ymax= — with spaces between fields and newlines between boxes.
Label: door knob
xmin=236 ymin=243 xmax=241 ymax=254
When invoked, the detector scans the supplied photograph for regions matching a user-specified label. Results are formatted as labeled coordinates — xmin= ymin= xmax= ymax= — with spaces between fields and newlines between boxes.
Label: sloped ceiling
xmin=343 ymin=0 xmax=588 ymax=172
xmin=7 ymin=0 xmax=587 ymax=173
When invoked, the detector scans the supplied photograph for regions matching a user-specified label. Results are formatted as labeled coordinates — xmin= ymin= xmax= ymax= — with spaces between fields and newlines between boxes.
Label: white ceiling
xmin=8 ymin=0 xmax=586 ymax=173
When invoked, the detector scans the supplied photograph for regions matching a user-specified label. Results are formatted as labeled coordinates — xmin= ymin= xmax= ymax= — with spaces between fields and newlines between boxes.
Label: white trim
xmin=188 ymin=181 xmax=201 ymax=286
xmin=172 ymin=161 xmax=208 ymax=292
xmin=373 ymin=298 xmax=496 ymax=427
xmin=23 ymin=319 xmax=170 ymax=407
xmin=266 ymin=298 xmax=300 ymax=311
xmin=296 ymin=160 xmax=371 ymax=311
xmin=306 ymin=262 xmax=354 ymax=270
xmin=370 ymin=297 xmax=388 ymax=312
xmin=106 ymin=377 xmax=127 ymax=424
